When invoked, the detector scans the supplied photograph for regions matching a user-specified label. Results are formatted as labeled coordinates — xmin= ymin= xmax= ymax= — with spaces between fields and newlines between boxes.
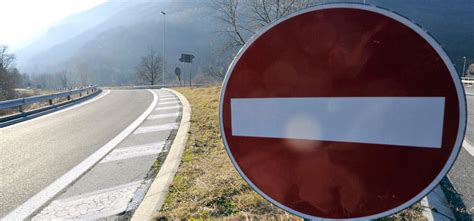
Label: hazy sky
xmin=0 ymin=0 xmax=106 ymax=51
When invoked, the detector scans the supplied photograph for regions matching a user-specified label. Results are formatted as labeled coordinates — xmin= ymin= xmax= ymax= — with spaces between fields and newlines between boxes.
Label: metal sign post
xmin=179 ymin=53 xmax=195 ymax=87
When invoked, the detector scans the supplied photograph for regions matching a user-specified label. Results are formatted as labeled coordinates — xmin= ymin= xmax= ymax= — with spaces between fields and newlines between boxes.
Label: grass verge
xmin=158 ymin=86 xmax=425 ymax=220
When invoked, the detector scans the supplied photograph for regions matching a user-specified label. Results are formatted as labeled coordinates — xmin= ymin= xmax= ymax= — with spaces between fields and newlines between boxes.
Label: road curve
xmin=0 ymin=89 xmax=153 ymax=216
xmin=448 ymin=90 xmax=474 ymax=218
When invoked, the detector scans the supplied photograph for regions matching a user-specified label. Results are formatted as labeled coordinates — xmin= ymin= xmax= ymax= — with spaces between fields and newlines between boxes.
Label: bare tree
xmin=56 ymin=71 xmax=69 ymax=88
xmin=250 ymin=0 xmax=313 ymax=27
xmin=136 ymin=49 xmax=163 ymax=85
xmin=213 ymin=0 xmax=315 ymax=51
xmin=0 ymin=45 xmax=16 ymax=71
xmin=213 ymin=0 xmax=252 ymax=51
xmin=206 ymin=61 xmax=227 ymax=79
xmin=0 ymin=45 xmax=21 ymax=100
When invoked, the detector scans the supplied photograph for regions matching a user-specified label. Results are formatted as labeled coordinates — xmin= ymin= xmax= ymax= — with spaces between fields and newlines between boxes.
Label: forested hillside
xmin=11 ymin=0 xmax=474 ymax=88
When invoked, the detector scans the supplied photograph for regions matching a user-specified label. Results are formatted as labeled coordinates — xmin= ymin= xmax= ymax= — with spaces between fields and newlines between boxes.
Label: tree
xmin=0 ymin=45 xmax=21 ymax=100
xmin=0 ymin=45 xmax=16 ymax=71
xmin=56 ymin=71 xmax=69 ymax=88
xmin=136 ymin=49 xmax=163 ymax=85
xmin=206 ymin=61 xmax=227 ymax=79
xmin=213 ymin=0 xmax=315 ymax=52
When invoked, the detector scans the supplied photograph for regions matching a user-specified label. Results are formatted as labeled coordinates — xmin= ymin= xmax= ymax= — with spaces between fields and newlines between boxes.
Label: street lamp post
xmin=462 ymin=56 xmax=467 ymax=77
xmin=161 ymin=11 xmax=166 ymax=86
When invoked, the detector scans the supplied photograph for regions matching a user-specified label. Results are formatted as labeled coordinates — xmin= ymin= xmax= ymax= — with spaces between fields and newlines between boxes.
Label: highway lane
xmin=0 ymin=89 xmax=153 ymax=216
xmin=448 ymin=88 xmax=474 ymax=218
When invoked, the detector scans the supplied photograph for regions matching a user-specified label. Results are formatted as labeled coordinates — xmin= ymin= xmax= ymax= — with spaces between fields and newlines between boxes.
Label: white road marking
xmin=100 ymin=142 xmax=165 ymax=163
xmin=158 ymin=100 xmax=180 ymax=105
xmin=33 ymin=181 xmax=143 ymax=220
xmin=148 ymin=113 xmax=179 ymax=120
xmin=463 ymin=140 xmax=474 ymax=156
xmin=159 ymin=95 xmax=175 ymax=98
xmin=155 ymin=105 xmax=180 ymax=111
xmin=420 ymin=185 xmax=456 ymax=221
xmin=0 ymin=90 xmax=111 ymax=130
xmin=231 ymin=97 xmax=445 ymax=148
xmin=133 ymin=123 xmax=179 ymax=134
xmin=159 ymin=97 xmax=178 ymax=101
xmin=2 ymin=90 xmax=158 ymax=221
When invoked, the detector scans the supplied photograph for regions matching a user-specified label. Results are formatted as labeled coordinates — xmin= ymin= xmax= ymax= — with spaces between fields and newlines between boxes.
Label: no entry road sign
xmin=219 ymin=4 xmax=466 ymax=220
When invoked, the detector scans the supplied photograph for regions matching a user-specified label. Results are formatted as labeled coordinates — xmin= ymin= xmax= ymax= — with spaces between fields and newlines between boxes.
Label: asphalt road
xmin=448 ymin=88 xmax=474 ymax=218
xmin=0 ymin=90 xmax=153 ymax=216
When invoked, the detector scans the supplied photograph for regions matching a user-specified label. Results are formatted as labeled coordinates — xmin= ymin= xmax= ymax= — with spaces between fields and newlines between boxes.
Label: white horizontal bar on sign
xmin=134 ymin=123 xmax=179 ymax=134
xmin=155 ymin=105 xmax=180 ymax=111
xmin=148 ymin=113 xmax=179 ymax=120
xmin=231 ymin=97 xmax=445 ymax=148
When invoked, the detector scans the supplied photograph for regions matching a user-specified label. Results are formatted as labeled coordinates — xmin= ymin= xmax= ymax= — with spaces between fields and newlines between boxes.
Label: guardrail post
xmin=19 ymin=105 xmax=23 ymax=113
xmin=80 ymin=92 xmax=82 ymax=97
xmin=67 ymin=95 xmax=71 ymax=100
xmin=49 ymin=99 xmax=53 ymax=105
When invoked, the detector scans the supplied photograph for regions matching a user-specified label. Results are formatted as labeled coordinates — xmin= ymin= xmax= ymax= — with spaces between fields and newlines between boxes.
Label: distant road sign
xmin=179 ymin=53 xmax=194 ymax=63
xmin=219 ymin=4 xmax=466 ymax=220
xmin=174 ymin=67 xmax=181 ymax=76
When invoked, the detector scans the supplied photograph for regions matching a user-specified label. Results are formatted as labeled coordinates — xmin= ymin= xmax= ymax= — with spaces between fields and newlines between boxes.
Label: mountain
xmin=16 ymin=0 xmax=474 ymax=87
xmin=17 ymin=0 xmax=217 ymax=86
xmin=15 ymin=1 xmax=128 ymax=69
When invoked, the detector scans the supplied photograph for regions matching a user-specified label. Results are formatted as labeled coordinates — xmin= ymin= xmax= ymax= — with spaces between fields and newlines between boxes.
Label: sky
xmin=0 ymin=0 xmax=107 ymax=51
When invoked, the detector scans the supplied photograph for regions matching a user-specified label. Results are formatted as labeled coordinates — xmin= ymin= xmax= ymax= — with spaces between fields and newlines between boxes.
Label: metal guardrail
xmin=100 ymin=84 xmax=211 ymax=90
xmin=0 ymin=86 xmax=98 ymax=111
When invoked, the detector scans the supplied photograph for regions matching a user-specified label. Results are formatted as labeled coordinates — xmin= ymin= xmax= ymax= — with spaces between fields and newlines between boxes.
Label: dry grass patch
xmin=158 ymin=86 xmax=425 ymax=220
xmin=158 ymin=86 xmax=296 ymax=220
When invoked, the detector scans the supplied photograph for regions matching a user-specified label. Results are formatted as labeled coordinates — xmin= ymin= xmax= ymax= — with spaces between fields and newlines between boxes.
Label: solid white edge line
xmin=0 ymin=90 xmax=111 ymax=130
xmin=2 ymin=89 xmax=158 ymax=221
xmin=463 ymin=140 xmax=474 ymax=156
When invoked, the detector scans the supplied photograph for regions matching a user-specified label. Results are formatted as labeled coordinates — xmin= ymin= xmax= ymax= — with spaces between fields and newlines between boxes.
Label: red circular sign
xmin=219 ymin=4 xmax=466 ymax=220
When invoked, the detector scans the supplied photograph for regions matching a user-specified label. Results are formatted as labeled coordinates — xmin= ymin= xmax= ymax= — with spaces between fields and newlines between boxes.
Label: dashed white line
xmin=159 ymin=97 xmax=178 ymax=101
xmin=159 ymin=95 xmax=175 ymax=98
xmin=133 ymin=123 xmax=179 ymax=134
xmin=158 ymin=101 xmax=180 ymax=105
xmin=463 ymin=140 xmax=474 ymax=156
xmin=100 ymin=142 xmax=165 ymax=163
xmin=155 ymin=105 xmax=180 ymax=111
xmin=2 ymin=90 xmax=158 ymax=221
xmin=148 ymin=113 xmax=179 ymax=120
